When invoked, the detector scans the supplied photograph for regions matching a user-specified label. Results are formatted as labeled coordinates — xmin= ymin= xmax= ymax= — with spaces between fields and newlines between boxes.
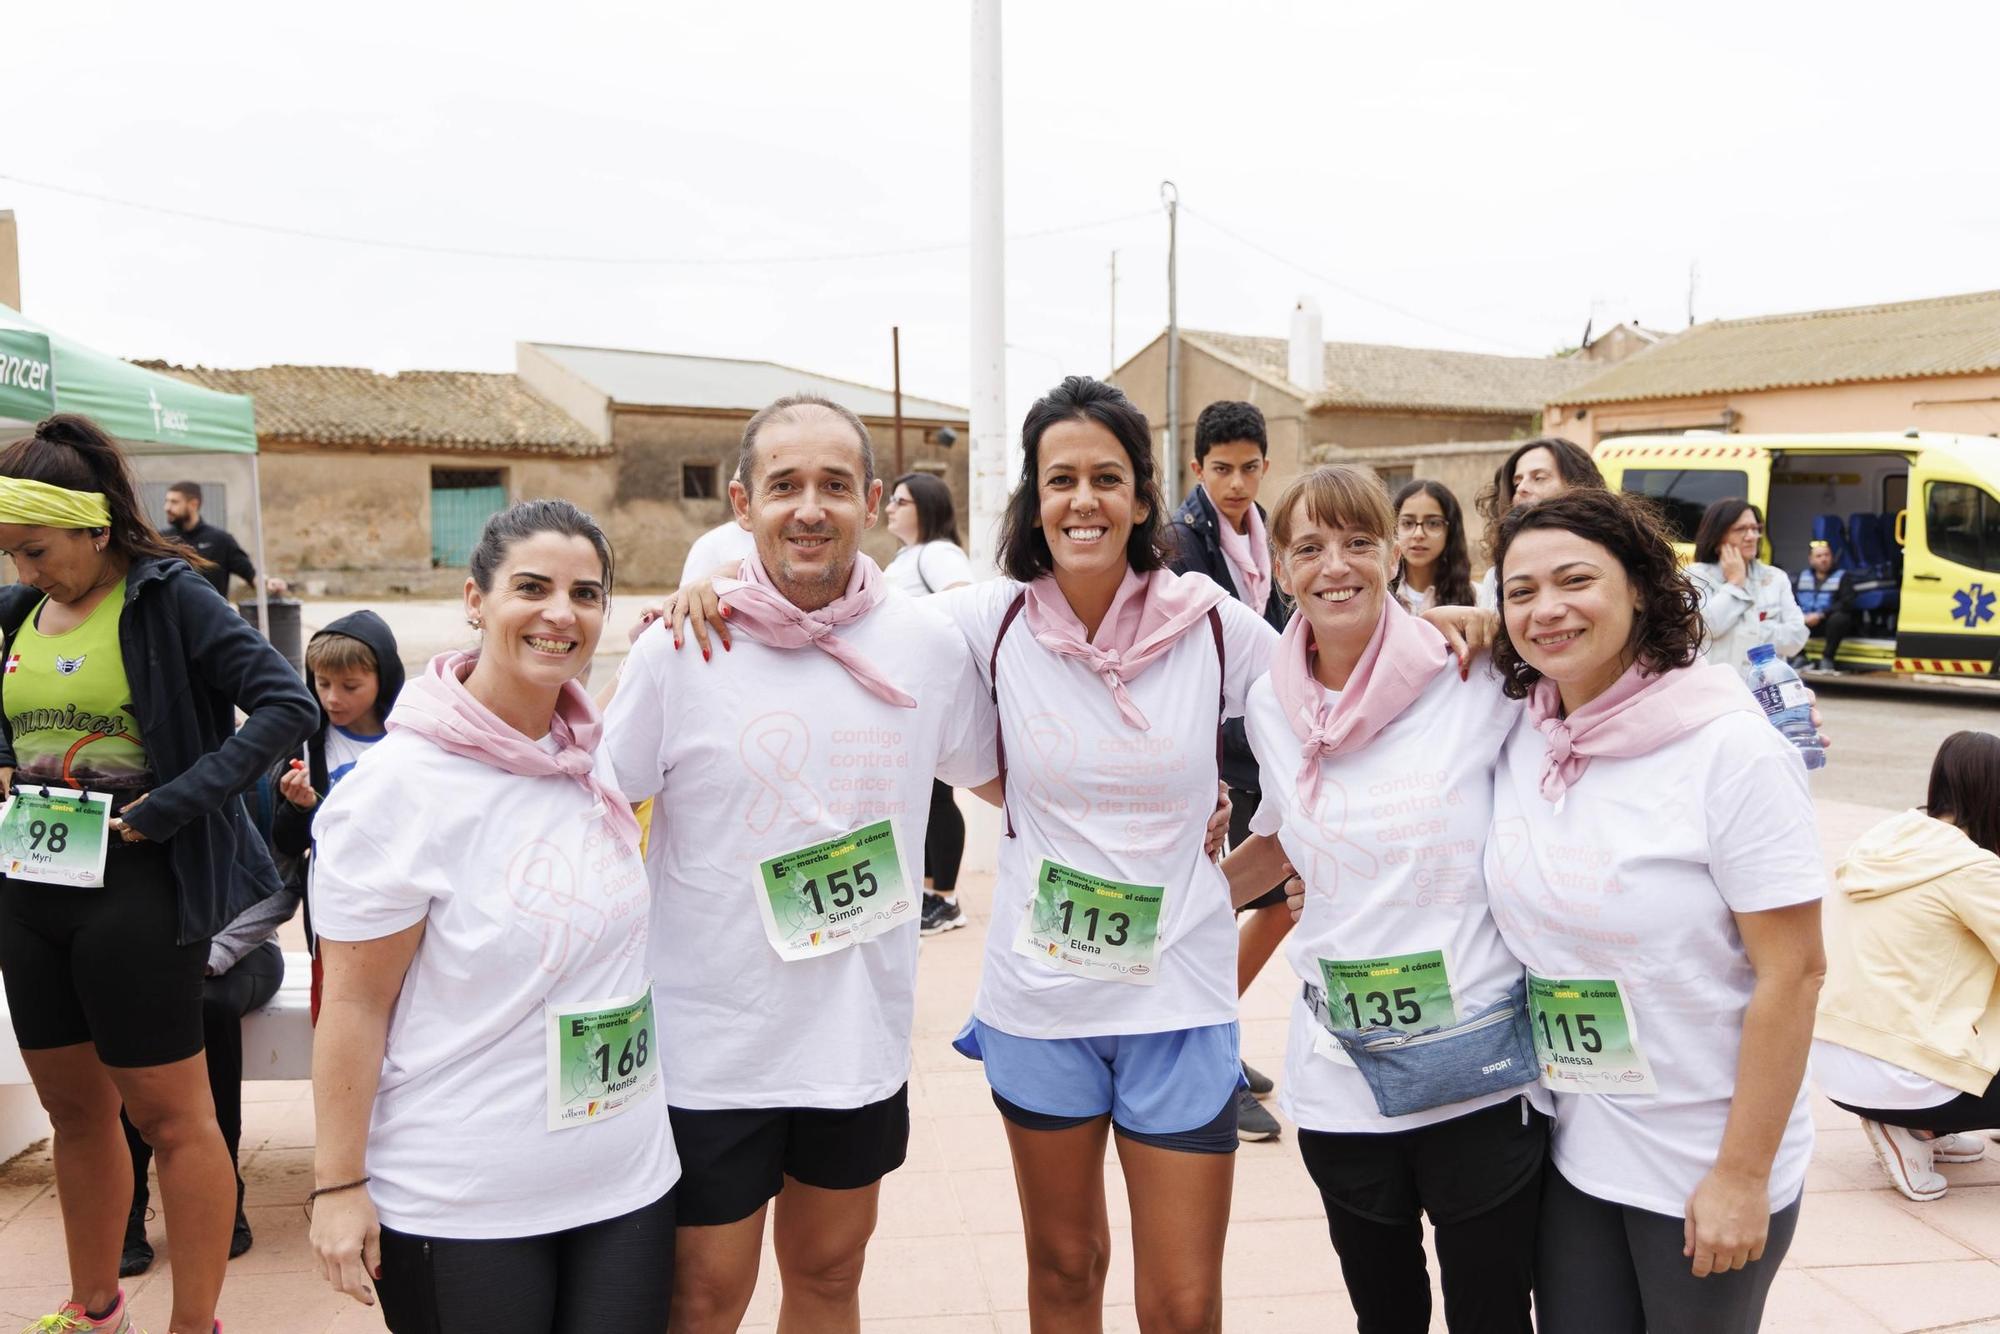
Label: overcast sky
xmin=8 ymin=1 xmax=1999 ymax=430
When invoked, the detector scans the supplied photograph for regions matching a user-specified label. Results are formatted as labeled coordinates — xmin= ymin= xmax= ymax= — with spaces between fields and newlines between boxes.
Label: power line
xmin=1178 ymin=205 xmax=1540 ymax=356
xmin=0 ymin=172 xmax=1153 ymax=267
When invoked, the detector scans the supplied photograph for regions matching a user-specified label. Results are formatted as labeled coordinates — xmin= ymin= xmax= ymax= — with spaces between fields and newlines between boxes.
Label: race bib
xmin=1319 ymin=950 xmax=1456 ymax=1032
xmin=753 ymin=819 xmax=915 ymax=961
xmin=1526 ymin=971 xmax=1658 ymax=1095
xmin=0 ymin=787 xmax=111 ymax=888
xmin=546 ymin=986 xmax=661 ymax=1132
xmin=1013 ymin=858 xmax=1164 ymax=985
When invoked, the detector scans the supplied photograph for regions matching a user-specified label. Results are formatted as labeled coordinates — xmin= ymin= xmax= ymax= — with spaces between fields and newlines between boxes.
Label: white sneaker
xmin=1862 ymin=1119 xmax=1948 ymax=1201
xmin=1930 ymin=1131 xmax=1987 ymax=1163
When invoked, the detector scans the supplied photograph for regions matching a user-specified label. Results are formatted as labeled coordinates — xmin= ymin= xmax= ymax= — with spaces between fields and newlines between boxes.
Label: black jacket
xmin=0 ymin=556 xmax=318 ymax=944
xmin=1163 ymin=486 xmax=1290 ymax=794
xmin=271 ymin=609 xmax=405 ymax=864
xmin=170 ymin=518 xmax=256 ymax=600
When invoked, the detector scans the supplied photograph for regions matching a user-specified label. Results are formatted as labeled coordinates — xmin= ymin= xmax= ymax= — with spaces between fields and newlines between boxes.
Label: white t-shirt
xmin=1474 ymin=567 xmax=1498 ymax=611
xmin=323 ymin=724 xmax=383 ymax=790
xmin=1484 ymin=708 xmax=1825 ymax=1217
xmin=934 ymin=580 xmax=1280 ymax=1039
xmin=1246 ymin=664 xmax=1545 ymax=1133
xmin=679 ymin=522 xmax=759 ymax=588
xmin=1393 ymin=581 xmax=1435 ymax=615
xmin=885 ymin=541 xmax=975 ymax=598
xmin=603 ymin=589 xmax=996 ymax=1109
xmin=312 ymin=730 xmax=676 ymax=1239
xmin=1811 ymin=1039 xmax=1959 ymax=1111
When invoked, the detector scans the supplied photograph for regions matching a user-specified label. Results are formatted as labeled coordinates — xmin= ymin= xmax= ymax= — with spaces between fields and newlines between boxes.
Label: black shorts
xmin=1298 ymin=1096 xmax=1548 ymax=1226
xmin=0 ymin=842 xmax=208 ymax=1069
xmin=668 ymin=1085 xmax=910 ymax=1227
xmin=1228 ymin=791 xmax=1288 ymax=912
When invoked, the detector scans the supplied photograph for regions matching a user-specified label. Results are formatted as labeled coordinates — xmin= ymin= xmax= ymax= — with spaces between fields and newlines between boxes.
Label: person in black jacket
xmin=0 ymin=414 xmax=317 ymax=1334
xmin=1163 ymin=400 xmax=1292 ymax=1142
xmin=164 ymin=480 xmax=257 ymax=602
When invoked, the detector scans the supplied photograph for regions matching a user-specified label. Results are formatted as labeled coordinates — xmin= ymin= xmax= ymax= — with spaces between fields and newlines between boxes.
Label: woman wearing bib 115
xmin=0 ymin=414 xmax=317 ymax=1334
xmin=1221 ymin=465 xmax=1549 ymax=1334
xmin=930 ymin=377 xmax=1279 ymax=1333
xmin=1483 ymin=489 xmax=1824 ymax=1334
xmin=307 ymin=500 xmax=678 ymax=1333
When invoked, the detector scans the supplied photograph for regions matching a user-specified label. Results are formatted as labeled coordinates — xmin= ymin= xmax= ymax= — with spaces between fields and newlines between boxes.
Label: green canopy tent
xmin=0 ymin=301 xmax=274 ymax=638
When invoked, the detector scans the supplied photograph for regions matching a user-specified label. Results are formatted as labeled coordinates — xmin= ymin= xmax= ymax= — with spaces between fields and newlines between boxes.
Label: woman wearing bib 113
xmin=1221 ymin=465 xmax=1549 ymax=1334
xmin=308 ymin=500 xmax=678 ymax=1333
xmin=0 ymin=414 xmax=317 ymax=1334
xmin=1483 ymin=489 xmax=1824 ymax=1334
xmin=929 ymin=377 xmax=1280 ymax=1332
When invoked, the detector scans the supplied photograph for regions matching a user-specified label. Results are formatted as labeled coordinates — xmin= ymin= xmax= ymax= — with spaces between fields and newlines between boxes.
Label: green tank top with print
xmin=4 ymin=581 xmax=152 ymax=791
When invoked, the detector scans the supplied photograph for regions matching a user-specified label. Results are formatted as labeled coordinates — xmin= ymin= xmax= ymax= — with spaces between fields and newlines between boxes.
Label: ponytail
xmin=0 ymin=414 xmax=212 ymax=568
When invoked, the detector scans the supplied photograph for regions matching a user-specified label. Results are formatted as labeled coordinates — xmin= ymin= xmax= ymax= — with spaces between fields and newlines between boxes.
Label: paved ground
xmin=2 ymin=608 xmax=1998 ymax=1331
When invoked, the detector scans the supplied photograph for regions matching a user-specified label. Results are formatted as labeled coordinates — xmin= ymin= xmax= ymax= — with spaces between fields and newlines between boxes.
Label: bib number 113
xmin=1056 ymin=898 xmax=1131 ymax=946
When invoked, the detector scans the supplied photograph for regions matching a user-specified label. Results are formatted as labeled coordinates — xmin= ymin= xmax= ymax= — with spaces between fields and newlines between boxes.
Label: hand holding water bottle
xmin=1746 ymin=646 xmax=1826 ymax=770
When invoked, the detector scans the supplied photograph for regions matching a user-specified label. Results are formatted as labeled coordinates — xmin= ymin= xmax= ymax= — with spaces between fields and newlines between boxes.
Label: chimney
xmin=1289 ymin=295 xmax=1324 ymax=393
xmin=0 ymin=211 xmax=18 ymax=311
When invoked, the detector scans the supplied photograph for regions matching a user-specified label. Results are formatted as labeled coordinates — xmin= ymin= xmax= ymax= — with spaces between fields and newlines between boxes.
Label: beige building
xmin=154 ymin=346 xmax=968 ymax=594
xmin=1544 ymin=289 xmax=2000 ymax=447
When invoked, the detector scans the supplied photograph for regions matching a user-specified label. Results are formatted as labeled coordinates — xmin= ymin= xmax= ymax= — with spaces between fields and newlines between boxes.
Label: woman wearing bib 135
xmin=1221 ymin=465 xmax=1549 ymax=1334
xmin=307 ymin=500 xmax=678 ymax=1333
xmin=0 ymin=415 xmax=317 ymax=1334
xmin=929 ymin=377 xmax=1279 ymax=1333
xmin=1483 ymin=489 xmax=1824 ymax=1334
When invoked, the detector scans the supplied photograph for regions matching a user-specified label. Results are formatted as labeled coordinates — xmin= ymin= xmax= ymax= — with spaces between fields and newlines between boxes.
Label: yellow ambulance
xmin=1595 ymin=432 xmax=2000 ymax=681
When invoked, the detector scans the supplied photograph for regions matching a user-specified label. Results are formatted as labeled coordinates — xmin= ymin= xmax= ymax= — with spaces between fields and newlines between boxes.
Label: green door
xmin=431 ymin=471 xmax=507 ymax=567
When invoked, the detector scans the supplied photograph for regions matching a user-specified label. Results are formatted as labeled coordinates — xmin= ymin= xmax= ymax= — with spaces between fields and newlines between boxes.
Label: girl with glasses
xmin=1390 ymin=480 xmax=1476 ymax=614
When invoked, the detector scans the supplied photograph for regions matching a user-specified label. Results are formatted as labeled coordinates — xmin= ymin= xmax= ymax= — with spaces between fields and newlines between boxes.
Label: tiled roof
xmin=1184 ymin=330 xmax=1600 ymax=416
xmin=138 ymin=363 xmax=609 ymax=457
xmin=1550 ymin=289 xmax=2000 ymax=406
xmin=525 ymin=343 xmax=968 ymax=420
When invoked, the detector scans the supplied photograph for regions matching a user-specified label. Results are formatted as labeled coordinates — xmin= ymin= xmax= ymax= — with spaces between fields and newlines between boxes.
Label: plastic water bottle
xmin=1746 ymin=645 xmax=1826 ymax=771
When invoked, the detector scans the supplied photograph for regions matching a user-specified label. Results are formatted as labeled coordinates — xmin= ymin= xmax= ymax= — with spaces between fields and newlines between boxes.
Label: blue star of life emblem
xmin=1952 ymin=583 xmax=1996 ymax=628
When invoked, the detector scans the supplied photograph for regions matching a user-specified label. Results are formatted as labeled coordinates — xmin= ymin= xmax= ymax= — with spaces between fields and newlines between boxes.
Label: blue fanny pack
xmin=1305 ymin=977 xmax=1537 ymax=1118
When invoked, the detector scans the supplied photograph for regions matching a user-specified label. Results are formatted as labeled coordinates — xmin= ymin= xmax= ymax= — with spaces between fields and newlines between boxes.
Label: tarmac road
xmin=1809 ymin=675 xmax=1998 ymax=812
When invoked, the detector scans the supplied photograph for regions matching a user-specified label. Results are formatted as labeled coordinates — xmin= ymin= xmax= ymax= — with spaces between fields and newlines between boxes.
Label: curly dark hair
xmin=1193 ymin=400 xmax=1268 ymax=462
xmin=998 ymin=376 xmax=1167 ymax=582
xmin=1490 ymin=489 xmax=1705 ymax=701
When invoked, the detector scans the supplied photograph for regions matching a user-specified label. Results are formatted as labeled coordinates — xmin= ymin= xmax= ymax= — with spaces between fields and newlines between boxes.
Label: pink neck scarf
xmin=715 ymin=552 xmax=916 ymax=709
xmin=391 ymin=650 xmax=642 ymax=845
xmin=1268 ymin=599 xmax=1453 ymax=811
xmin=1214 ymin=500 xmax=1272 ymax=612
xmin=1023 ymin=566 xmax=1228 ymax=730
xmin=1527 ymin=659 xmax=1758 ymax=804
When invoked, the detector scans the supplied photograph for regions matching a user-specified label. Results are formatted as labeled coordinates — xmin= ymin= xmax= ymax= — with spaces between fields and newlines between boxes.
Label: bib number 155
xmin=799 ymin=860 xmax=880 ymax=915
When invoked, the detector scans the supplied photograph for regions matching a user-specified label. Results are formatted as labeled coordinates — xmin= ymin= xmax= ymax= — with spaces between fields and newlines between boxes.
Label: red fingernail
xmin=721 ymin=606 xmax=732 ymax=620
xmin=702 ymin=646 xmax=711 ymax=662
xmin=723 ymin=639 xmax=731 ymax=652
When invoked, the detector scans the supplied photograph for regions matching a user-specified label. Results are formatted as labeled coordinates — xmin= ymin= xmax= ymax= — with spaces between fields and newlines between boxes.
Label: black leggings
xmin=1835 ymin=1069 xmax=2000 ymax=1133
xmin=924 ymin=779 xmax=964 ymax=894
xmin=375 ymin=1189 xmax=675 ymax=1334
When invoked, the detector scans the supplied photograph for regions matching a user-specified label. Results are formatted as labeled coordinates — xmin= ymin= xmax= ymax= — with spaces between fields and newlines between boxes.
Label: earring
xmin=467 ymin=616 xmax=482 ymax=630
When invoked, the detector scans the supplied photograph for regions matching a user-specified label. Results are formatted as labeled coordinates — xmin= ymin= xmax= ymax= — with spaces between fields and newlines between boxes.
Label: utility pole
xmin=1108 ymin=249 xmax=1118 ymax=373
xmin=892 ymin=325 xmax=904 ymax=478
xmin=968 ymin=0 xmax=1010 ymax=573
xmin=1687 ymin=260 xmax=1700 ymax=328
xmin=1161 ymin=181 xmax=1180 ymax=511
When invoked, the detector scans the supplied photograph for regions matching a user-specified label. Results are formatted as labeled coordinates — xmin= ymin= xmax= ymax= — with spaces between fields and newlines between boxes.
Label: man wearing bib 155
xmin=1483 ymin=489 xmax=1825 ymax=1334
xmin=1220 ymin=465 xmax=1550 ymax=1334
xmin=928 ymin=377 xmax=1279 ymax=1334
xmin=308 ymin=500 xmax=679 ymax=1333
xmin=603 ymin=394 xmax=995 ymax=1333
xmin=0 ymin=415 xmax=317 ymax=1334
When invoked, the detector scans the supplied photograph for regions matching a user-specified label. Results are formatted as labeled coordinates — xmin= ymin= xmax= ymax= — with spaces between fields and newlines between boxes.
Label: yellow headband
xmin=0 ymin=476 xmax=113 ymax=530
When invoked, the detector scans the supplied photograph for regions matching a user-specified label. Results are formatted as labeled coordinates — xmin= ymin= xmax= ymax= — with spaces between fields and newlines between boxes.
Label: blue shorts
xmin=953 ymin=1017 xmax=1243 ymax=1154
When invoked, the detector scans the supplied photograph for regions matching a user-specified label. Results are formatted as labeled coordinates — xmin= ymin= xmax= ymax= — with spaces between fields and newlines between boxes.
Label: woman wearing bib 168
xmin=1221 ymin=465 xmax=1549 ymax=1334
xmin=932 ymin=377 xmax=1279 ymax=1333
xmin=1483 ymin=489 xmax=1824 ymax=1334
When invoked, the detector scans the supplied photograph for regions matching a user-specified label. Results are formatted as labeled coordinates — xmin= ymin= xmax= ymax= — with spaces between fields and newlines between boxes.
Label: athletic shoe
xmin=118 ymin=1202 xmax=153 ymax=1278
xmin=1235 ymin=1088 xmax=1281 ymax=1142
xmin=1241 ymin=1061 xmax=1274 ymax=1097
xmin=24 ymin=1289 xmax=134 ymax=1331
xmin=920 ymin=893 xmax=966 ymax=936
xmin=1862 ymin=1118 xmax=1947 ymax=1201
xmin=1930 ymin=1131 xmax=1987 ymax=1163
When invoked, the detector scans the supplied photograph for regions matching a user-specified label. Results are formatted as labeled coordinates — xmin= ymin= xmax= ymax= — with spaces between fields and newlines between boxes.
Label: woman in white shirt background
xmin=884 ymin=469 xmax=978 ymax=936
xmin=1687 ymin=498 xmax=1809 ymax=680
xmin=307 ymin=500 xmax=678 ymax=1333
xmin=1389 ymin=478 xmax=1477 ymax=615
xmin=1483 ymin=488 xmax=1824 ymax=1334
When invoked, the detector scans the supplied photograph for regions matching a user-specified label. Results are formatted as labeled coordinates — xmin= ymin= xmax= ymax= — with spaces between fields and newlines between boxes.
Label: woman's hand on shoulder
xmin=662 ymin=579 xmax=732 ymax=660
xmin=1421 ymin=606 xmax=1499 ymax=679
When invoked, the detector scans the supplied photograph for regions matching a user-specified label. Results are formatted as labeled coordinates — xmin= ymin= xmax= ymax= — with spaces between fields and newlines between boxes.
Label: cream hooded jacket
xmin=1816 ymin=808 xmax=2000 ymax=1095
